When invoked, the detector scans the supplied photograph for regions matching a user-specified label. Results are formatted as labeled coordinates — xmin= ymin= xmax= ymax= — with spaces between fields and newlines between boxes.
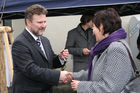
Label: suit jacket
xmin=12 ymin=29 xmax=64 ymax=93
xmin=73 ymin=40 xmax=135 ymax=93
xmin=65 ymin=24 xmax=96 ymax=72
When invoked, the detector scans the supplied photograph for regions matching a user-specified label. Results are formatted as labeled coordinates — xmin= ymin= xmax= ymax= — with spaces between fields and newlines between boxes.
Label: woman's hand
xmin=71 ymin=80 xmax=80 ymax=91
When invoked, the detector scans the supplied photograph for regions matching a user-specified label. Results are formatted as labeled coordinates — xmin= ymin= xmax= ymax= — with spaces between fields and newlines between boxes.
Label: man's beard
xmin=31 ymin=29 xmax=44 ymax=36
xmin=32 ymin=31 xmax=41 ymax=36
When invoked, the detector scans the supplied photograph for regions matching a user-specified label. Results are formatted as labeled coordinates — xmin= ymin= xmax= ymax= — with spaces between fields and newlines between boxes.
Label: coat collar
xmin=77 ymin=24 xmax=93 ymax=41
xmin=77 ymin=24 xmax=87 ymax=40
xmin=25 ymin=27 xmax=38 ymax=41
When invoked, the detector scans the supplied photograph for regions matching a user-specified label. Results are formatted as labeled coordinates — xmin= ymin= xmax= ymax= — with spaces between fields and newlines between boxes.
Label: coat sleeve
xmin=12 ymin=41 xmax=60 ymax=85
xmin=73 ymin=70 xmax=88 ymax=81
xmin=76 ymin=43 xmax=133 ymax=93
xmin=46 ymin=39 xmax=66 ymax=68
xmin=65 ymin=31 xmax=83 ymax=56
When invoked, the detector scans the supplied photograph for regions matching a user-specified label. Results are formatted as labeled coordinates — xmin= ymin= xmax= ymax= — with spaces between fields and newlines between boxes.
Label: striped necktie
xmin=36 ymin=38 xmax=41 ymax=46
xmin=36 ymin=37 xmax=48 ymax=59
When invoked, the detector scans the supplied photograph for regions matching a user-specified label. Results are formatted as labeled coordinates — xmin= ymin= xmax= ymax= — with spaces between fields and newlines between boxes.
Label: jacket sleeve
xmin=12 ymin=41 xmax=60 ymax=85
xmin=52 ymin=56 xmax=66 ymax=68
xmin=65 ymin=31 xmax=83 ymax=56
xmin=73 ymin=70 xmax=88 ymax=81
xmin=46 ymin=40 xmax=65 ymax=68
xmin=76 ymin=43 xmax=133 ymax=93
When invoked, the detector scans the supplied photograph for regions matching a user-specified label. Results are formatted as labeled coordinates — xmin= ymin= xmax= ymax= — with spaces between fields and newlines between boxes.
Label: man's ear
xmin=26 ymin=19 xmax=31 ymax=26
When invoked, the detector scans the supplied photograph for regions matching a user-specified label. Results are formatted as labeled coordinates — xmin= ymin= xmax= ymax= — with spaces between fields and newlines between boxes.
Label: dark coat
xmin=65 ymin=24 xmax=96 ymax=72
xmin=12 ymin=29 xmax=64 ymax=93
xmin=137 ymin=30 xmax=140 ymax=59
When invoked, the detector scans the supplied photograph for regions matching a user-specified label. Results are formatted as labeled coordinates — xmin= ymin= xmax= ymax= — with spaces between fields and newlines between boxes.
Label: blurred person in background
xmin=65 ymin=14 xmax=96 ymax=72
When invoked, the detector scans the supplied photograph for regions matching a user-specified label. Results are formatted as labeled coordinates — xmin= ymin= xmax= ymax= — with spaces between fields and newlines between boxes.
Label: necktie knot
xmin=36 ymin=38 xmax=41 ymax=46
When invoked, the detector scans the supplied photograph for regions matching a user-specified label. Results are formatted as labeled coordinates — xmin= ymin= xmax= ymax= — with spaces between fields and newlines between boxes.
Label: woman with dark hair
xmin=70 ymin=8 xmax=135 ymax=93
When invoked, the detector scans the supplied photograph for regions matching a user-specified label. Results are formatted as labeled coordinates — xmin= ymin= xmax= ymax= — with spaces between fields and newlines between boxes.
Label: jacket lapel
xmin=77 ymin=25 xmax=87 ymax=40
xmin=87 ymin=29 xmax=94 ymax=41
xmin=34 ymin=43 xmax=48 ymax=60
xmin=23 ymin=30 xmax=48 ymax=61
xmin=40 ymin=37 xmax=50 ymax=61
xmin=80 ymin=30 xmax=87 ymax=40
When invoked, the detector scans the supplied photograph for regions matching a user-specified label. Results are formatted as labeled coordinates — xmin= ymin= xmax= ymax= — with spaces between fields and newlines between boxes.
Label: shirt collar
xmin=25 ymin=27 xmax=39 ymax=41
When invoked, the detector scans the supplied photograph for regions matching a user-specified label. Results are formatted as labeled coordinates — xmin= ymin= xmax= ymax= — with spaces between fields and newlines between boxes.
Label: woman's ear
xmin=100 ymin=24 xmax=104 ymax=34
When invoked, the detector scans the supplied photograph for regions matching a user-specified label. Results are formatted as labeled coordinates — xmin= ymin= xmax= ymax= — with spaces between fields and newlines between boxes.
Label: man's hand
xmin=82 ymin=48 xmax=90 ymax=55
xmin=59 ymin=49 xmax=69 ymax=61
xmin=59 ymin=71 xmax=73 ymax=83
xmin=65 ymin=72 xmax=73 ymax=83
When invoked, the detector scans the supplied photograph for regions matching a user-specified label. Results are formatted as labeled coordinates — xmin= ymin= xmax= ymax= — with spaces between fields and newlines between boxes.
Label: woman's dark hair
xmin=93 ymin=8 xmax=122 ymax=35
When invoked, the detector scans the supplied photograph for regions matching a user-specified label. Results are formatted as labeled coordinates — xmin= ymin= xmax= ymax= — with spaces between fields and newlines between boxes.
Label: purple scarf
xmin=88 ymin=28 xmax=127 ymax=80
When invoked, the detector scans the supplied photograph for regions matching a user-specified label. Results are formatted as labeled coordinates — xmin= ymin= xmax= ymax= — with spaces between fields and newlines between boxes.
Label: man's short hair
xmin=80 ymin=13 xmax=94 ymax=25
xmin=25 ymin=4 xmax=48 ymax=21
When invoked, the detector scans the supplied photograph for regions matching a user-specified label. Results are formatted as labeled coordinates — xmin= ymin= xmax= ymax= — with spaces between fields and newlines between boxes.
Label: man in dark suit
xmin=12 ymin=4 xmax=70 ymax=93
xmin=65 ymin=14 xmax=96 ymax=72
